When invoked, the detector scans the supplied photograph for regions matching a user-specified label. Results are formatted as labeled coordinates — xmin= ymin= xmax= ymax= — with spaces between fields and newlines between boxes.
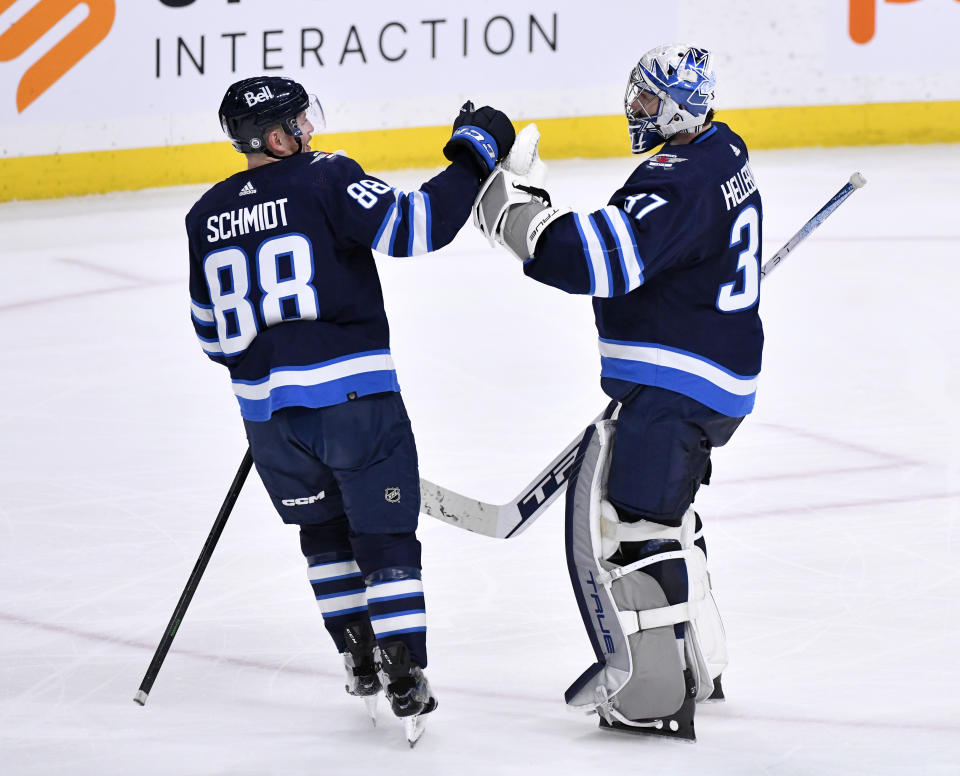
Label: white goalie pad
xmin=602 ymin=503 xmax=728 ymax=684
xmin=684 ymin=517 xmax=728 ymax=682
xmin=563 ymin=421 xmax=727 ymax=725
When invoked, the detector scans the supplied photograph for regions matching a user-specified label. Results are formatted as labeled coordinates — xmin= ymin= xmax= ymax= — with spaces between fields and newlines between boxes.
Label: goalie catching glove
xmin=472 ymin=124 xmax=571 ymax=261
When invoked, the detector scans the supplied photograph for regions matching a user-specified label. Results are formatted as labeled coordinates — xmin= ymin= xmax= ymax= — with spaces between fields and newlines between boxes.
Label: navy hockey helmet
xmin=624 ymin=44 xmax=717 ymax=154
xmin=219 ymin=76 xmax=325 ymax=154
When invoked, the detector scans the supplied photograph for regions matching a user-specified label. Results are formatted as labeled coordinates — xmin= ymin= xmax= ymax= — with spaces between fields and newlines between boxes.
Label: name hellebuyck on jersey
xmin=720 ymin=161 xmax=757 ymax=211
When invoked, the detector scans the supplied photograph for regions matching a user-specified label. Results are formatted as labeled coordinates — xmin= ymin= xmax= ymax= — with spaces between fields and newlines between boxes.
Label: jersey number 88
xmin=203 ymin=233 xmax=319 ymax=356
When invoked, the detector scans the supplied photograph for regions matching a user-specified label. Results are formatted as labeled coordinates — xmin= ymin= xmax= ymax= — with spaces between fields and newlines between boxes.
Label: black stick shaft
xmin=133 ymin=448 xmax=254 ymax=705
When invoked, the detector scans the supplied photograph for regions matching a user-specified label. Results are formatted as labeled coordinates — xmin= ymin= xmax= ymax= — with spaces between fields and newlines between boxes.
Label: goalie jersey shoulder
xmin=616 ymin=123 xmax=755 ymax=218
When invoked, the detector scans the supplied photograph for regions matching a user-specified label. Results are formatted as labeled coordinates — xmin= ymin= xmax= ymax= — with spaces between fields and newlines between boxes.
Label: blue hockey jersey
xmin=186 ymin=152 xmax=481 ymax=421
xmin=525 ymin=122 xmax=764 ymax=417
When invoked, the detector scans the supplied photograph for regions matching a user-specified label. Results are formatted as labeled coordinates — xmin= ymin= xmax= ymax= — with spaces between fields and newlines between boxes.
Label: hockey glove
xmin=443 ymin=101 xmax=516 ymax=177
xmin=473 ymin=124 xmax=570 ymax=261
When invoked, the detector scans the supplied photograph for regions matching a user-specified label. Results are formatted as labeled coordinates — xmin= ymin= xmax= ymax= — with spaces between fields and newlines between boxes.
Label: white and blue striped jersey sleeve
xmin=189 ymin=298 xmax=228 ymax=365
xmin=320 ymin=155 xmax=480 ymax=258
xmin=524 ymin=184 xmax=686 ymax=297
xmin=371 ymin=188 xmax=435 ymax=257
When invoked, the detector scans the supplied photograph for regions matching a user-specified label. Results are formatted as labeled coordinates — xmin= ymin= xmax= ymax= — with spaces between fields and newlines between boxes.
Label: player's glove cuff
xmin=443 ymin=125 xmax=499 ymax=175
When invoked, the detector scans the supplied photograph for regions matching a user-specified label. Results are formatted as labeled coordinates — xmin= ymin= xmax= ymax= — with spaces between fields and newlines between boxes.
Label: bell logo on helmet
xmin=220 ymin=76 xmax=315 ymax=154
xmin=244 ymin=85 xmax=275 ymax=107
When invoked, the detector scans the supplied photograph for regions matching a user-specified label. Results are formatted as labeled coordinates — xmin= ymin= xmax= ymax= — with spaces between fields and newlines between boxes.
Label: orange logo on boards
xmin=850 ymin=0 xmax=960 ymax=44
xmin=0 ymin=0 xmax=115 ymax=112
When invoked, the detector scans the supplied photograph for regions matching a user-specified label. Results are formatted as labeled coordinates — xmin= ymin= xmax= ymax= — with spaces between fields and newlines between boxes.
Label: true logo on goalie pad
xmin=586 ymin=570 xmax=616 ymax=653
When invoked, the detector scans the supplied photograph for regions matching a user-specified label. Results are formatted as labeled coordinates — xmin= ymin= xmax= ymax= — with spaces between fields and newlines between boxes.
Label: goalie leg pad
xmin=564 ymin=422 xmax=690 ymax=722
xmin=564 ymin=421 xmax=730 ymax=726
xmin=684 ymin=512 xmax=728 ymax=682
xmin=603 ymin=505 xmax=725 ymax=704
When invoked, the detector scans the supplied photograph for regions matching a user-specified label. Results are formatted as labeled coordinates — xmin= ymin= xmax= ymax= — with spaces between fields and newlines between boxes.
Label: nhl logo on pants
xmin=384 ymin=487 xmax=401 ymax=503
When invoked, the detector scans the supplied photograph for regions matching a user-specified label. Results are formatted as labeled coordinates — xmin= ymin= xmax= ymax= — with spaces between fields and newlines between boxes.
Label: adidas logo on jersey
xmin=239 ymin=181 xmax=257 ymax=196
xmin=730 ymin=144 xmax=741 ymax=156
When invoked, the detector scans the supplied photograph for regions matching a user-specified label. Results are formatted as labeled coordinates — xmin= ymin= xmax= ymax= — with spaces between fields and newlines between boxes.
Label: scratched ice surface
xmin=0 ymin=144 xmax=957 ymax=775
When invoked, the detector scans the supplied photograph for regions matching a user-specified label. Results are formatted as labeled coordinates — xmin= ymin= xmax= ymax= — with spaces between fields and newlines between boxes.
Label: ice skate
xmin=343 ymin=621 xmax=382 ymax=726
xmin=598 ymin=695 xmax=697 ymax=743
xmin=378 ymin=642 xmax=437 ymax=747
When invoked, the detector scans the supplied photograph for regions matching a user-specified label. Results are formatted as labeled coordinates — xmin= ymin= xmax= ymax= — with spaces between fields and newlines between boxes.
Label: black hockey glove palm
xmin=443 ymin=101 xmax=516 ymax=178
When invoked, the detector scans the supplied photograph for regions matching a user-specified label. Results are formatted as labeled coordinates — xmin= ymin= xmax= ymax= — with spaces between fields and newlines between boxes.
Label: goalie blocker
xmin=563 ymin=421 xmax=727 ymax=741
xmin=473 ymin=123 xmax=569 ymax=262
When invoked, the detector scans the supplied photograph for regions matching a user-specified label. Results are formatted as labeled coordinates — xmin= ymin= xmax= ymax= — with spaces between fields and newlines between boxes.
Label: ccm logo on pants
xmin=282 ymin=490 xmax=325 ymax=507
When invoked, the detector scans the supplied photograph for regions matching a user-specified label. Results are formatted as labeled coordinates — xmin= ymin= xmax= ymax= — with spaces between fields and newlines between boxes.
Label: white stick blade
xmin=419 ymin=478 xmax=500 ymax=536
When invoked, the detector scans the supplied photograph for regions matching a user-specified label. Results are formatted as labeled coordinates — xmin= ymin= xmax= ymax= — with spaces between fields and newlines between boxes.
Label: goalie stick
xmin=419 ymin=172 xmax=867 ymax=539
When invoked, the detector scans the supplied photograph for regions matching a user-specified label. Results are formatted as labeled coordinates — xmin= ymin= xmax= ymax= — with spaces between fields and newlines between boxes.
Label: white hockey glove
xmin=472 ymin=124 xmax=571 ymax=261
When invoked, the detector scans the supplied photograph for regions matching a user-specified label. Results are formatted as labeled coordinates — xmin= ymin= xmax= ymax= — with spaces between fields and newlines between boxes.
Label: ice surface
xmin=0 ymin=143 xmax=957 ymax=775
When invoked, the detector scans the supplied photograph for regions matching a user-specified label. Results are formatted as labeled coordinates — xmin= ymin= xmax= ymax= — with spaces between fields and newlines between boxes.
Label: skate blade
xmin=599 ymin=715 xmax=696 ymax=743
xmin=363 ymin=695 xmax=378 ymax=726
xmin=404 ymin=714 xmax=426 ymax=747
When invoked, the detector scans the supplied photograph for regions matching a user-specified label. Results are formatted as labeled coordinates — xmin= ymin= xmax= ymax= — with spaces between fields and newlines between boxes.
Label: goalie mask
xmin=624 ymin=44 xmax=716 ymax=154
xmin=219 ymin=76 xmax=325 ymax=155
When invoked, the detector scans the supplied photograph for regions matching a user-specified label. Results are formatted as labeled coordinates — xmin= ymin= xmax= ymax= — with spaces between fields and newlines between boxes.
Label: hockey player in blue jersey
xmin=474 ymin=45 xmax=762 ymax=741
xmin=186 ymin=76 xmax=514 ymax=744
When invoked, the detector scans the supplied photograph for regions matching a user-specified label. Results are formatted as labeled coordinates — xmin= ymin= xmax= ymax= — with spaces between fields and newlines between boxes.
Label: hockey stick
xmin=419 ymin=172 xmax=867 ymax=538
xmin=760 ymin=171 xmax=866 ymax=280
xmin=133 ymin=448 xmax=254 ymax=705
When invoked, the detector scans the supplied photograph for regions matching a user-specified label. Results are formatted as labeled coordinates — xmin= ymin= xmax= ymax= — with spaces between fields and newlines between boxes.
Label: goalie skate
xmin=599 ymin=694 xmax=697 ymax=742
